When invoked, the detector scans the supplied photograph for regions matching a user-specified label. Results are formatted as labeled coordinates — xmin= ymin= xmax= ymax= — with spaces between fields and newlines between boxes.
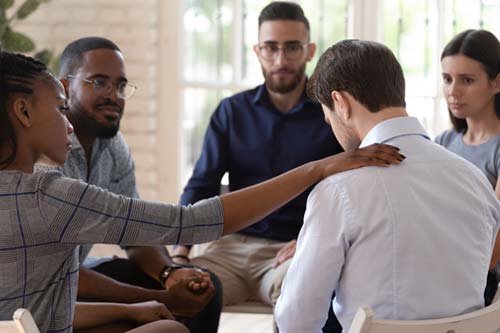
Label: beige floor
xmin=219 ymin=313 xmax=274 ymax=332
xmin=88 ymin=245 xmax=275 ymax=332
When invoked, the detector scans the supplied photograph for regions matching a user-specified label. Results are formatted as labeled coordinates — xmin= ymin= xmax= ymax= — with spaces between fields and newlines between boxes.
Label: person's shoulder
xmin=35 ymin=168 xmax=66 ymax=179
xmin=327 ymin=165 xmax=379 ymax=182
xmin=487 ymin=135 xmax=500 ymax=166
xmin=435 ymin=128 xmax=461 ymax=146
xmin=213 ymin=86 xmax=261 ymax=119
xmin=31 ymin=169 xmax=68 ymax=190
xmin=313 ymin=167 xmax=379 ymax=197
xmin=488 ymin=135 xmax=500 ymax=148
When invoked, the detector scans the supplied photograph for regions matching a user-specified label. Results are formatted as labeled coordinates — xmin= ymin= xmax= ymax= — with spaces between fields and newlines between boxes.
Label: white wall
xmin=12 ymin=0 xmax=183 ymax=202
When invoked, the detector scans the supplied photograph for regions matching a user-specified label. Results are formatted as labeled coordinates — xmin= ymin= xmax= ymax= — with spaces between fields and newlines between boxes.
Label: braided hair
xmin=0 ymin=51 xmax=48 ymax=169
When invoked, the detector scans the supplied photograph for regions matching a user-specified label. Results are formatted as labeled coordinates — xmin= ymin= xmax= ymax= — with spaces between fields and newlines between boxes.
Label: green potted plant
xmin=0 ymin=0 xmax=55 ymax=67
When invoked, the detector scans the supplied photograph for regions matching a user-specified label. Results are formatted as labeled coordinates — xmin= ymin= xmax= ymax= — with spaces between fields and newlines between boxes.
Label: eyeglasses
xmin=257 ymin=42 xmax=309 ymax=61
xmin=66 ymin=75 xmax=137 ymax=100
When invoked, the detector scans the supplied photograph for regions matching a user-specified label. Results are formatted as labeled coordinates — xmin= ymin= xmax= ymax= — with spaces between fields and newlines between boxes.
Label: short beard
xmin=94 ymin=122 xmax=119 ymax=139
xmin=263 ymin=62 xmax=306 ymax=94
xmin=70 ymin=99 xmax=120 ymax=139
xmin=332 ymin=120 xmax=361 ymax=151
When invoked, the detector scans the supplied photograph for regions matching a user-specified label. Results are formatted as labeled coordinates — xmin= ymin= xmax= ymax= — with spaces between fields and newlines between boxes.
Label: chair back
xmin=0 ymin=309 xmax=40 ymax=333
xmin=349 ymin=302 xmax=500 ymax=333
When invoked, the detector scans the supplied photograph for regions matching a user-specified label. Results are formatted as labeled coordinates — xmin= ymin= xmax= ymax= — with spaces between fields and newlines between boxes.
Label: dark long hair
xmin=441 ymin=29 xmax=500 ymax=131
xmin=0 ymin=51 xmax=47 ymax=169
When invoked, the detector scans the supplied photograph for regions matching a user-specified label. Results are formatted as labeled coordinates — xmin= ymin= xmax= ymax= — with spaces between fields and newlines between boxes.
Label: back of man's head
xmin=58 ymin=37 xmax=121 ymax=78
xmin=308 ymin=39 xmax=406 ymax=112
xmin=258 ymin=1 xmax=310 ymax=34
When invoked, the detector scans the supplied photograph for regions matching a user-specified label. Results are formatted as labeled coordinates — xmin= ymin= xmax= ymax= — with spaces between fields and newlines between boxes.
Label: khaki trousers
xmin=191 ymin=234 xmax=292 ymax=306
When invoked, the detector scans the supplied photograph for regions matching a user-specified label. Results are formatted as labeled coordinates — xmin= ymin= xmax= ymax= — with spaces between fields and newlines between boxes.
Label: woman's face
xmin=441 ymin=54 xmax=500 ymax=120
xmin=30 ymin=76 xmax=74 ymax=165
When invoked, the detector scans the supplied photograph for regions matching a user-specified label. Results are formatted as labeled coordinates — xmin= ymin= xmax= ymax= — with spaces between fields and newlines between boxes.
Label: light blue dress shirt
xmin=275 ymin=117 xmax=500 ymax=332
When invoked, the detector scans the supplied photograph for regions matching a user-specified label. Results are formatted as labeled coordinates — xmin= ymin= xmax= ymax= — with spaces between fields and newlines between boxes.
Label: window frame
xmin=159 ymin=0 xmax=500 ymax=199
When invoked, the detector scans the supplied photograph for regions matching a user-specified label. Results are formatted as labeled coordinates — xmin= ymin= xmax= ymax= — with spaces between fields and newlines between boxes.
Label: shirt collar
xmin=251 ymin=81 xmax=316 ymax=114
xmin=252 ymin=84 xmax=267 ymax=104
xmin=360 ymin=117 xmax=430 ymax=148
xmin=69 ymin=132 xmax=112 ymax=155
xmin=69 ymin=132 xmax=84 ymax=151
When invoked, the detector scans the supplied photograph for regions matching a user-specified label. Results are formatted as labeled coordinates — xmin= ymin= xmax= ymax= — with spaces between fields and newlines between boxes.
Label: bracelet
xmin=159 ymin=264 xmax=182 ymax=287
xmin=171 ymin=254 xmax=190 ymax=262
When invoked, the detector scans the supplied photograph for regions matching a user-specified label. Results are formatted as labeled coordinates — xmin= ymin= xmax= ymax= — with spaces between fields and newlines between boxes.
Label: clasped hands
xmin=161 ymin=267 xmax=215 ymax=318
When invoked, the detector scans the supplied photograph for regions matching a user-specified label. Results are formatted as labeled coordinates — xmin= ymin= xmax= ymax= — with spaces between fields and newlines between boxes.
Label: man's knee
xmin=267 ymin=260 xmax=292 ymax=305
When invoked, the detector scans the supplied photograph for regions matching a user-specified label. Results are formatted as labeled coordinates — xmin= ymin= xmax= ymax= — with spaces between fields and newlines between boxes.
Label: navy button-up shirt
xmin=180 ymin=83 xmax=343 ymax=241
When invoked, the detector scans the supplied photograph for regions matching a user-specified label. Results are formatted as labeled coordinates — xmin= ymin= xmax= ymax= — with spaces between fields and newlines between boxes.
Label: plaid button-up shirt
xmin=58 ymin=132 xmax=139 ymax=263
xmin=0 ymin=170 xmax=223 ymax=332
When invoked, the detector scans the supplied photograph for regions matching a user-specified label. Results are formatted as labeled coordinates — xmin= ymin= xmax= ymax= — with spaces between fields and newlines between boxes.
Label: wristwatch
xmin=159 ymin=264 xmax=182 ymax=287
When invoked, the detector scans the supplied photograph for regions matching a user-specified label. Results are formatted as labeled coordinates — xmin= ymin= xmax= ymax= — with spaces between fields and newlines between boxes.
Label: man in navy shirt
xmin=174 ymin=2 xmax=342 ymax=328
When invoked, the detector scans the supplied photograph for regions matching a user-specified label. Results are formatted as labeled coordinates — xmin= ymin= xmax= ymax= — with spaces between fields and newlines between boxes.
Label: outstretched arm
xmin=221 ymin=144 xmax=404 ymax=235
xmin=40 ymin=145 xmax=402 ymax=249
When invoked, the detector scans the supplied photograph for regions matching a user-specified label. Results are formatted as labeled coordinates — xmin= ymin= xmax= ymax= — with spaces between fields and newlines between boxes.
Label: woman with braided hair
xmin=0 ymin=51 xmax=404 ymax=332
xmin=0 ymin=51 xmax=189 ymax=333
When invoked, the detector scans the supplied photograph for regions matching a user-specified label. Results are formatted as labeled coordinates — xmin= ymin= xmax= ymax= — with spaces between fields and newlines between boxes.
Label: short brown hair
xmin=308 ymin=39 xmax=406 ymax=112
xmin=258 ymin=2 xmax=310 ymax=33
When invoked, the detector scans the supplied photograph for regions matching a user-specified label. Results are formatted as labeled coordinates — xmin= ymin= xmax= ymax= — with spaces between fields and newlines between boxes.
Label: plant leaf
xmin=2 ymin=28 xmax=34 ymax=52
xmin=0 ymin=22 xmax=7 ymax=41
xmin=34 ymin=49 xmax=52 ymax=65
xmin=16 ymin=0 xmax=40 ymax=20
xmin=49 ymin=53 xmax=60 ymax=74
xmin=0 ymin=8 xmax=8 ymax=35
xmin=0 ymin=0 xmax=14 ymax=10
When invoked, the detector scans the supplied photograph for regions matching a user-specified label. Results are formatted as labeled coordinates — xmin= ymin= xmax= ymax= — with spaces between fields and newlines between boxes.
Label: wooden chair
xmin=0 ymin=309 xmax=40 ymax=333
xmin=349 ymin=301 xmax=500 ymax=333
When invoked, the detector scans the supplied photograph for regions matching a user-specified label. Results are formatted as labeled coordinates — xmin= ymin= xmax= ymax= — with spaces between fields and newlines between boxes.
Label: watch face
xmin=162 ymin=267 xmax=172 ymax=277
xmin=160 ymin=265 xmax=181 ymax=285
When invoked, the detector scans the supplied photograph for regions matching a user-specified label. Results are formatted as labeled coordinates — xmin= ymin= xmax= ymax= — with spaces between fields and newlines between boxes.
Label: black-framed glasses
xmin=66 ymin=75 xmax=137 ymax=100
xmin=257 ymin=42 xmax=309 ymax=61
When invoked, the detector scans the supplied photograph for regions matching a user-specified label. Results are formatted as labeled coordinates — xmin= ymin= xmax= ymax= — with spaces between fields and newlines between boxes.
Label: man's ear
xmin=306 ymin=42 xmax=316 ymax=61
xmin=253 ymin=44 xmax=262 ymax=59
xmin=12 ymin=97 xmax=33 ymax=128
xmin=331 ymin=91 xmax=351 ymax=122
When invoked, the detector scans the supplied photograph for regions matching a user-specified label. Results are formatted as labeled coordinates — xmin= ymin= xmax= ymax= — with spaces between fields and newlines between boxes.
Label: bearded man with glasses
xmin=174 ymin=2 xmax=343 ymax=331
xmin=53 ymin=37 xmax=223 ymax=333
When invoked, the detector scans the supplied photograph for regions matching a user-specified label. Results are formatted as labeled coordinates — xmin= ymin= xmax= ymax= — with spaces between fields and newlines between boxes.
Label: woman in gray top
xmin=0 ymin=52 xmax=404 ymax=332
xmin=436 ymin=29 xmax=500 ymax=305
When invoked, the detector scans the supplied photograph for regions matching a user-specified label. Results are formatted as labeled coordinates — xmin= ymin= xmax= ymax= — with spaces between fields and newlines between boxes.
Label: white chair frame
xmin=349 ymin=301 xmax=500 ymax=333
xmin=0 ymin=308 xmax=40 ymax=333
